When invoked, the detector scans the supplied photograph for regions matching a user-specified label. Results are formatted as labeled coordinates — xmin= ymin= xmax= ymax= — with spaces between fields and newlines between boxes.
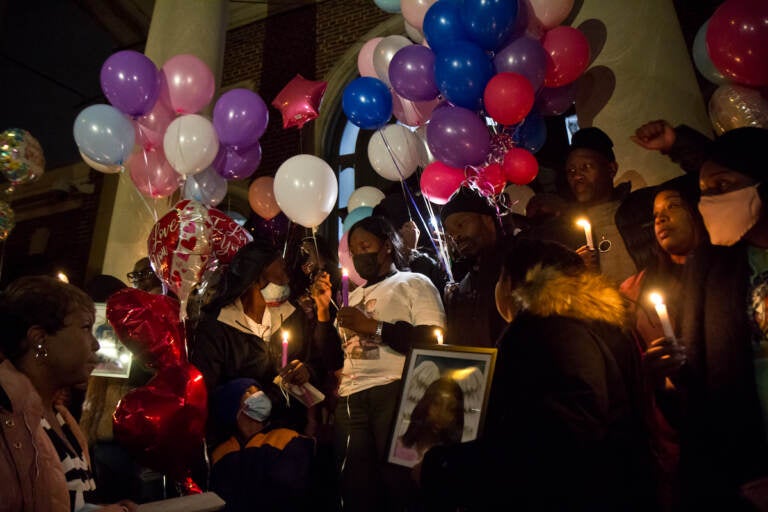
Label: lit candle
xmin=341 ymin=268 xmax=349 ymax=307
xmin=576 ymin=218 xmax=594 ymax=250
xmin=649 ymin=292 xmax=677 ymax=344
xmin=281 ymin=330 xmax=289 ymax=368
xmin=434 ymin=328 xmax=444 ymax=345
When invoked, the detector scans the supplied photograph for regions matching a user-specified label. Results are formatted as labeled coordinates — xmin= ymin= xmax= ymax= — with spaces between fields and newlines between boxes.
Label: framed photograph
xmin=91 ymin=303 xmax=133 ymax=378
xmin=387 ymin=344 xmax=497 ymax=468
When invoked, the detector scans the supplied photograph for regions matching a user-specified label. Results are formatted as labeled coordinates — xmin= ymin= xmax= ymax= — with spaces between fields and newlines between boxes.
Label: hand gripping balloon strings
xmin=378 ymin=129 xmax=453 ymax=280
xmin=311 ymin=227 xmax=339 ymax=310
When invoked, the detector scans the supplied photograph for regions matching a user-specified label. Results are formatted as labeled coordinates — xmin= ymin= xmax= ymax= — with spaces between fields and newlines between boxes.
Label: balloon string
xmin=312 ymin=228 xmax=339 ymax=310
xmin=378 ymin=129 xmax=452 ymax=279
xmin=416 ymin=183 xmax=454 ymax=283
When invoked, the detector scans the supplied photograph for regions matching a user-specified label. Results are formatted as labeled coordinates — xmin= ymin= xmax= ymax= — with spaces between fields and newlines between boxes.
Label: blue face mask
xmin=242 ymin=390 xmax=272 ymax=423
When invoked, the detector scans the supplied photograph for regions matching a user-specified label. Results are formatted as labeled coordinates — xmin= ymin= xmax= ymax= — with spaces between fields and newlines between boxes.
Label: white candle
xmin=649 ymin=292 xmax=676 ymax=344
xmin=576 ymin=218 xmax=594 ymax=250
xmin=434 ymin=328 xmax=444 ymax=345
xmin=281 ymin=330 xmax=289 ymax=368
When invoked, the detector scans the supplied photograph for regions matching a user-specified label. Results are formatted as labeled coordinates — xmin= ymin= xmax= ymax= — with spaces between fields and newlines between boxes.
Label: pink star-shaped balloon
xmin=271 ymin=74 xmax=328 ymax=130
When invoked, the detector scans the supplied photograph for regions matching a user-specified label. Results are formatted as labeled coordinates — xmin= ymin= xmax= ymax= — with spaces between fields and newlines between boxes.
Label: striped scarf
xmin=41 ymin=412 xmax=96 ymax=512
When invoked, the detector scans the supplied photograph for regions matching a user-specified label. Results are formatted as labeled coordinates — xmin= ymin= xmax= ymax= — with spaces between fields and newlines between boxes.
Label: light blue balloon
xmin=692 ymin=20 xmax=728 ymax=86
xmin=343 ymin=206 xmax=374 ymax=233
xmin=374 ymin=0 xmax=401 ymax=14
xmin=73 ymin=104 xmax=135 ymax=165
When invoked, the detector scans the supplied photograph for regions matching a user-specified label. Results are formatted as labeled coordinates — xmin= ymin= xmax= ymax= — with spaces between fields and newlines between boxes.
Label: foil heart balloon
xmin=113 ymin=363 xmax=208 ymax=482
xmin=148 ymin=199 xmax=213 ymax=320
xmin=106 ymin=288 xmax=185 ymax=369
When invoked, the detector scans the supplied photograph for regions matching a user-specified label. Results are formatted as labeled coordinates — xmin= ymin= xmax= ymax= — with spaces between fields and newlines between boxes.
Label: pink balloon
xmin=528 ymin=0 xmax=575 ymax=30
xmin=392 ymin=93 xmax=442 ymax=127
xmin=338 ymin=230 xmax=366 ymax=287
xmin=248 ymin=176 xmax=281 ymax=220
xmin=542 ymin=26 xmax=590 ymax=88
xmin=134 ymin=96 xmax=175 ymax=151
xmin=160 ymin=54 xmax=215 ymax=115
xmin=420 ymin=161 xmax=466 ymax=205
xmin=401 ymin=0 xmax=438 ymax=32
xmin=271 ymin=74 xmax=328 ymax=130
xmin=128 ymin=147 xmax=182 ymax=198
xmin=358 ymin=37 xmax=384 ymax=78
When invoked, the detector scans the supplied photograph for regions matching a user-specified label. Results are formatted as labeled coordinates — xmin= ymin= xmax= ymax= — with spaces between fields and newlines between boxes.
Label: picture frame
xmin=387 ymin=344 xmax=497 ymax=468
xmin=91 ymin=302 xmax=133 ymax=378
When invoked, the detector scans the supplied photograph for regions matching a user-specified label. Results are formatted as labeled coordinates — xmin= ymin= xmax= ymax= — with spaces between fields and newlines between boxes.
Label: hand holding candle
xmin=649 ymin=292 xmax=676 ymax=344
xmin=341 ymin=268 xmax=349 ymax=307
xmin=281 ymin=329 xmax=289 ymax=368
xmin=576 ymin=218 xmax=594 ymax=250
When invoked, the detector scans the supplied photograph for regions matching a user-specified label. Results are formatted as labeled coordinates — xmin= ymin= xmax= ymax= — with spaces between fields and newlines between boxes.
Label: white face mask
xmin=242 ymin=390 xmax=272 ymax=423
xmin=698 ymin=184 xmax=762 ymax=246
xmin=260 ymin=282 xmax=291 ymax=306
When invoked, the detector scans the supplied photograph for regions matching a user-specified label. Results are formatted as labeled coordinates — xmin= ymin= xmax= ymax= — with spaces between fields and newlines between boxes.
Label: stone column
xmin=99 ymin=0 xmax=228 ymax=279
xmin=571 ymin=0 xmax=711 ymax=187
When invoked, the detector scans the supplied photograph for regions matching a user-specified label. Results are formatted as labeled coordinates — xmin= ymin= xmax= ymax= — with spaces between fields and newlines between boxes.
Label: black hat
xmin=439 ymin=186 xmax=497 ymax=222
xmin=373 ymin=193 xmax=411 ymax=229
xmin=213 ymin=377 xmax=261 ymax=427
xmin=205 ymin=237 xmax=280 ymax=312
xmin=569 ymin=127 xmax=616 ymax=162
xmin=709 ymin=127 xmax=768 ymax=182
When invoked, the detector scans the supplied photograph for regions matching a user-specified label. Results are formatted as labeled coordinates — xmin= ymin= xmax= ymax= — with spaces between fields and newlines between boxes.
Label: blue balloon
xmin=692 ymin=20 xmax=728 ymax=85
xmin=434 ymin=41 xmax=494 ymax=111
xmin=423 ymin=1 xmax=470 ymax=54
xmin=512 ymin=112 xmax=547 ymax=154
xmin=73 ymin=104 xmax=135 ymax=165
xmin=374 ymin=0 xmax=401 ymax=13
xmin=343 ymin=206 xmax=374 ymax=233
xmin=461 ymin=0 xmax=518 ymax=52
xmin=342 ymin=77 xmax=393 ymax=130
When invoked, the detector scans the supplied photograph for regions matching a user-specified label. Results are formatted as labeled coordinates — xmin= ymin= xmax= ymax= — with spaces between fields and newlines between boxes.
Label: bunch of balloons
xmin=691 ymin=0 xmax=768 ymax=134
xmin=108 ymin=288 xmax=208 ymax=494
xmin=147 ymin=199 xmax=252 ymax=321
xmin=74 ymin=50 xmax=272 ymax=203
xmin=352 ymin=0 xmax=587 ymax=206
xmin=0 ymin=127 xmax=45 ymax=240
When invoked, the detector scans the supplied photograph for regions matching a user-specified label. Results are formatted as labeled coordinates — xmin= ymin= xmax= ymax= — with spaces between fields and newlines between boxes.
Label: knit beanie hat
xmin=569 ymin=127 xmax=616 ymax=162
xmin=213 ymin=377 xmax=260 ymax=427
xmin=709 ymin=127 xmax=768 ymax=182
xmin=439 ymin=186 xmax=497 ymax=222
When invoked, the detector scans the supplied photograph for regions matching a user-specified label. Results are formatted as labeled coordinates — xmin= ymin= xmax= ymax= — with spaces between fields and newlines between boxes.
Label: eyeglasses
xmin=127 ymin=269 xmax=156 ymax=282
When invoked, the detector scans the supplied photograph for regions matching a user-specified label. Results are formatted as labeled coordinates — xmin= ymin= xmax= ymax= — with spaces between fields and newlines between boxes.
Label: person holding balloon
xmin=189 ymin=238 xmax=342 ymax=448
xmin=0 ymin=276 xmax=137 ymax=512
xmin=333 ymin=215 xmax=446 ymax=512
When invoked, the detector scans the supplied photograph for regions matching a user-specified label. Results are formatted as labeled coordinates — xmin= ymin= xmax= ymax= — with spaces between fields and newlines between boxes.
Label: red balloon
xmin=207 ymin=207 xmax=252 ymax=265
xmin=107 ymin=288 xmax=186 ymax=369
xmin=420 ymin=161 xmax=466 ymax=205
xmin=542 ymin=26 xmax=590 ymax=87
xmin=271 ymin=74 xmax=328 ymax=129
xmin=479 ymin=162 xmax=507 ymax=196
xmin=502 ymin=147 xmax=539 ymax=185
xmin=706 ymin=0 xmax=768 ymax=87
xmin=484 ymin=72 xmax=535 ymax=126
xmin=113 ymin=363 xmax=208 ymax=481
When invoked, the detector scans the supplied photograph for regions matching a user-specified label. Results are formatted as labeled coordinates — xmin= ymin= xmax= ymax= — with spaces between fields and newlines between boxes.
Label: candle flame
xmin=282 ymin=330 xmax=289 ymax=343
xmin=649 ymin=292 xmax=663 ymax=306
xmin=575 ymin=218 xmax=590 ymax=228
xmin=342 ymin=268 xmax=349 ymax=277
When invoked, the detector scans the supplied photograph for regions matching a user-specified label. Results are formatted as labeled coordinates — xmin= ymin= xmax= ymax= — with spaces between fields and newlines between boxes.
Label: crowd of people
xmin=2 ymin=120 xmax=768 ymax=512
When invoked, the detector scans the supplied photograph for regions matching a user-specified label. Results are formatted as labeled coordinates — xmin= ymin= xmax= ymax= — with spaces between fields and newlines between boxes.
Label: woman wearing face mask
xmin=190 ymin=238 xmax=340 ymax=447
xmin=633 ymin=123 xmax=768 ymax=509
xmin=334 ymin=215 xmax=446 ymax=512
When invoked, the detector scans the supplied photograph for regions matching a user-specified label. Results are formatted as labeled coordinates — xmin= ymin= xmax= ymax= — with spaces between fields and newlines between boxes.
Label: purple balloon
xmin=493 ymin=36 xmax=547 ymax=91
xmin=427 ymin=105 xmax=491 ymax=168
xmin=212 ymin=143 xmax=262 ymax=180
xmin=100 ymin=50 xmax=161 ymax=117
xmin=535 ymin=82 xmax=578 ymax=116
xmin=389 ymin=45 xmax=440 ymax=102
xmin=212 ymin=88 xmax=269 ymax=148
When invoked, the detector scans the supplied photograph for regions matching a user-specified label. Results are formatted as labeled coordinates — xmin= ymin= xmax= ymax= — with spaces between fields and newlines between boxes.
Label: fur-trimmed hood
xmin=512 ymin=264 xmax=628 ymax=328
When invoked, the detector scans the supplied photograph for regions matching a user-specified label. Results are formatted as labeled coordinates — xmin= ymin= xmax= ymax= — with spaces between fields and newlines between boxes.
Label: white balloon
xmin=347 ymin=186 xmax=386 ymax=211
xmin=80 ymin=150 xmax=123 ymax=174
xmin=368 ymin=124 xmax=421 ymax=181
xmin=503 ymin=184 xmax=536 ymax=216
xmin=404 ymin=20 xmax=424 ymax=44
xmin=373 ymin=35 xmax=411 ymax=87
xmin=274 ymin=154 xmax=338 ymax=228
xmin=163 ymin=114 xmax=219 ymax=176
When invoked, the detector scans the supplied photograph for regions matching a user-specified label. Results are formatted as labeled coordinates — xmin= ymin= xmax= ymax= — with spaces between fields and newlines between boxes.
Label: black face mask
xmin=353 ymin=252 xmax=381 ymax=281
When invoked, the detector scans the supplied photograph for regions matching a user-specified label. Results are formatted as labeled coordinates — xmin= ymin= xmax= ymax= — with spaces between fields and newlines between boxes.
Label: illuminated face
xmin=699 ymin=161 xmax=756 ymax=197
xmin=565 ymin=148 xmax=617 ymax=204
xmin=443 ymin=212 xmax=496 ymax=259
xmin=44 ymin=307 xmax=100 ymax=387
xmin=653 ymin=190 xmax=699 ymax=258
